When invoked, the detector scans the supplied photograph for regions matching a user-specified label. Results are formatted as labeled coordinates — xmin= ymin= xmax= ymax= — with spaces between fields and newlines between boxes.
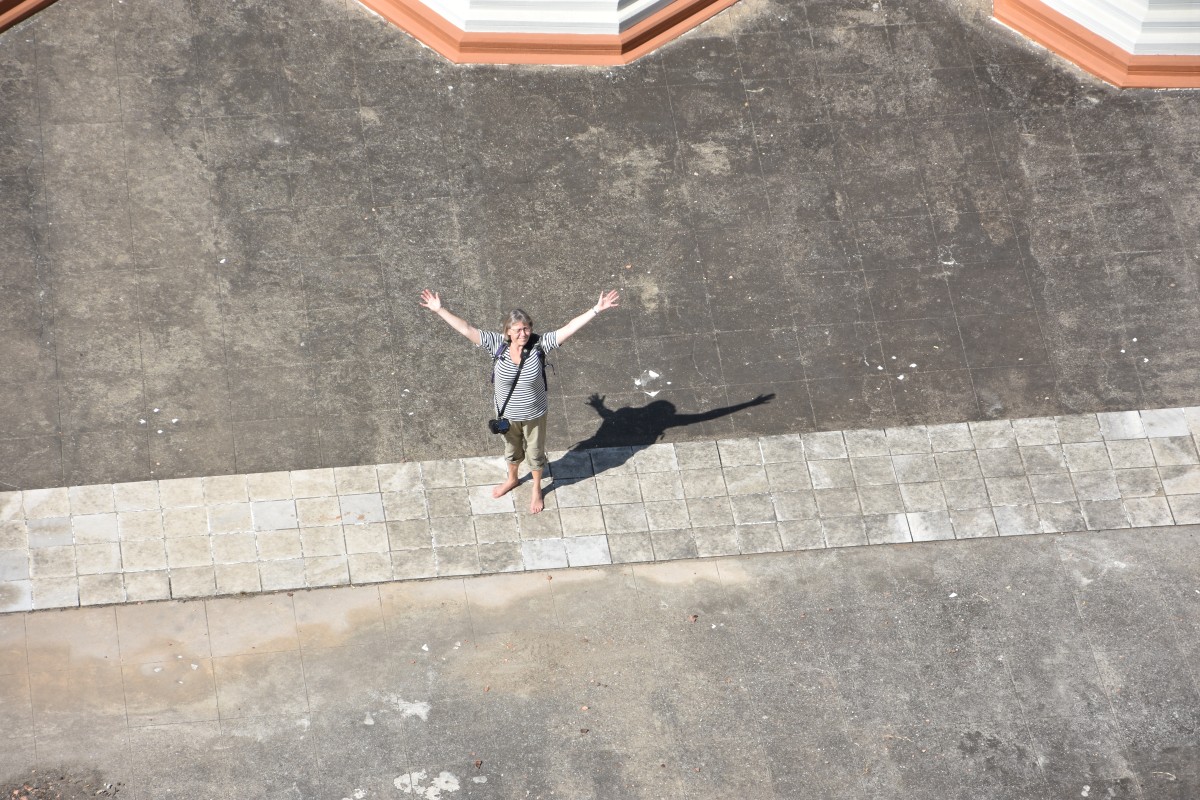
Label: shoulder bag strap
xmin=494 ymin=343 xmax=528 ymax=419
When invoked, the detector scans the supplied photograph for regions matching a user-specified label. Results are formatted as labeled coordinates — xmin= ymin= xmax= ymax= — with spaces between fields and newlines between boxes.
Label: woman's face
xmin=506 ymin=322 xmax=532 ymax=348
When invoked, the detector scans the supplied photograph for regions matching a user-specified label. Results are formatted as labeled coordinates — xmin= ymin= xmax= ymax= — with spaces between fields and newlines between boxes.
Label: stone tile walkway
xmin=3 ymin=406 xmax=1198 ymax=612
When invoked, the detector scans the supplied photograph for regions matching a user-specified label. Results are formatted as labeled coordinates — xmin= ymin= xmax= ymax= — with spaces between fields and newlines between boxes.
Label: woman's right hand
xmin=419 ymin=289 xmax=442 ymax=312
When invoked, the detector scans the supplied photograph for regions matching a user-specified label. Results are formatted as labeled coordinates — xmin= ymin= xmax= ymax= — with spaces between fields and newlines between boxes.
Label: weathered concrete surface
xmin=2 ymin=526 xmax=1198 ymax=799
xmin=1 ymin=0 xmax=1198 ymax=490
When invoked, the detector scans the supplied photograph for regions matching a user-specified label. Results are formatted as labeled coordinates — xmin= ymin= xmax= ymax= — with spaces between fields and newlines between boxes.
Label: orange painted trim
xmin=358 ymin=0 xmax=740 ymax=65
xmin=994 ymin=0 xmax=1200 ymax=89
xmin=0 ymin=0 xmax=59 ymax=32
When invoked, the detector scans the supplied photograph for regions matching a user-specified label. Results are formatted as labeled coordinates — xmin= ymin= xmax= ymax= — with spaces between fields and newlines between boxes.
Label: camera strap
xmin=492 ymin=342 xmax=529 ymax=420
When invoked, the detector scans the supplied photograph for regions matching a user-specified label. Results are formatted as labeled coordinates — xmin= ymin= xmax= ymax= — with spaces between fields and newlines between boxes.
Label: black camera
xmin=488 ymin=418 xmax=510 ymax=435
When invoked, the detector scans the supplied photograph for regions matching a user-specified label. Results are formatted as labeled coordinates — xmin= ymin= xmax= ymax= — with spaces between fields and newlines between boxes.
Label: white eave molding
xmin=417 ymin=0 xmax=680 ymax=34
xmin=1040 ymin=0 xmax=1200 ymax=55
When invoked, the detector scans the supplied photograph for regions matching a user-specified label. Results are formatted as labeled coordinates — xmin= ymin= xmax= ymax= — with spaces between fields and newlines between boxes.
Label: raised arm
xmin=555 ymin=290 xmax=620 ymax=345
xmin=420 ymin=290 xmax=482 ymax=346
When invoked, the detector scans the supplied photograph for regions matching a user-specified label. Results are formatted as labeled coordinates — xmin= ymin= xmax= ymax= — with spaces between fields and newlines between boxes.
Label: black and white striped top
xmin=478 ymin=329 xmax=559 ymax=421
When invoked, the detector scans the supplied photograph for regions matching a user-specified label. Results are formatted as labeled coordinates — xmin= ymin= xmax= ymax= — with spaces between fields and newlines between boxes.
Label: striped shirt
xmin=478 ymin=329 xmax=559 ymax=421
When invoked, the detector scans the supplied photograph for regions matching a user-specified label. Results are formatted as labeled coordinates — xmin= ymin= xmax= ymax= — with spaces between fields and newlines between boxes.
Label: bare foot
xmin=529 ymin=491 xmax=545 ymax=514
xmin=491 ymin=478 xmax=520 ymax=499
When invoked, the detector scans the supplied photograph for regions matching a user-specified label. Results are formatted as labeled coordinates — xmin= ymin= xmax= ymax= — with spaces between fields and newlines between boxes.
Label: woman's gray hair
xmin=501 ymin=309 xmax=534 ymax=342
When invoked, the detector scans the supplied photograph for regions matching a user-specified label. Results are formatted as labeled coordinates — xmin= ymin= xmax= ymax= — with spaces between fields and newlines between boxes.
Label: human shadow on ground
xmin=544 ymin=392 xmax=774 ymax=492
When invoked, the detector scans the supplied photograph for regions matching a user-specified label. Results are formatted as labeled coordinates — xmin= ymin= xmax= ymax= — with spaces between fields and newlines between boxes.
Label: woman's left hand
xmin=595 ymin=290 xmax=620 ymax=313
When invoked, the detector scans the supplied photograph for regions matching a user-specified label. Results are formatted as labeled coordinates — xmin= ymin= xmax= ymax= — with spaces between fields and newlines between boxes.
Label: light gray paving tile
xmin=467 ymin=484 xmax=515 ymax=515
xmin=1105 ymin=439 xmax=1155 ymax=469
xmin=1098 ymin=411 xmax=1145 ymax=441
xmin=863 ymin=514 xmax=910 ymax=545
xmin=643 ymin=501 xmax=691 ymax=532
xmin=463 ymin=456 xmax=504 ymax=486
xmin=1012 ymin=417 xmax=1059 ymax=446
xmin=381 ymin=490 xmax=426 ymax=521
xmin=79 ymin=574 xmax=125 ymax=607
xmin=118 ymin=510 xmax=165 ymax=541
xmin=419 ymin=459 xmax=465 ymax=488
xmin=985 ymin=476 xmax=1034 ymax=507
xmin=851 ymin=456 xmax=897 ymax=485
xmin=674 ymin=441 xmax=721 ymax=469
xmin=638 ymin=472 xmax=684 ymax=502
xmin=70 ymin=485 xmax=116 ymax=516
xmin=565 ymin=535 xmax=612 ymax=567
xmin=0 ymin=550 xmax=29 ymax=582
xmin=1072 ymin=471 xmax=1121 ymax=502
xmin=809 ymin=459 xmax=855 ymax=489
xmin=390 ymin=549 xmax=436 ymax=580
xmin=549 ymin=450 xmax=593 ymax=479
xmin=607 ymin=533 xmax=653 ymax=564
xmin=471 ymin=515 xmax=517 ymax=544
xmin=257 ymin=529 xmax=303 ymax=561
xmin=1160 ymin=466 xmax=1200 ymax=495
xmin=778 ymin=519 xmax=825 ymax=550
xmin=28 ymin=518 xmax=72 ymax=548
xmin=386 ymin=519 xmax=432 ymax=550
xmin=730 ymin=494 xmax=776 ymax=525
xmin=252 ymin=499 xmax=298 ymax=531
xmin=907 ymin=511 xmax=954 ymax=542
xmin=724 ymin=465 xmax=770 ymax=495
xmin=1185 ymin=407 xmax=1200 ymax=435
xmin=1081 ymin=500 xmax=1131 ymax=530
xmin=436 ymin=545 xmax=481 ymax=577
xmin=596 ymin=474 xmax=643 ymax=505
xmin=760 ymin=433 xmax=805 ymax=462
xmin=1036 ymin=502 xmax=1086 ymax=534
xmin=1167 ymin=495 xmax=1200 ymax=524
xmin=124 ymin=570 xmax=170 ymax=602
xmin=0 ymin=492 xmax=22 ymax=521
xmin=814 ymin=488 xmax=861 ymax=517
xmin=1139 ymin=408 xmax=1188 ymax=438
xmin=686 ymin=496 xmax=734 ymax=527
xmin=893 ymin=454 xmax=938 ymax=483
xmin=993 ymin=505 xmax=1039 ymax=536
xmin=0 ymin=580 xmax=32 ymax=612
xmin=291 ymin=468 xmax=337 ymax=498
xmin=521 ymin=539 xmax=568 ymax=570
xmin=259 ymin=559 xmax=306 ymax=591
xmin=114 ymin=481 xmax=159 ymax=512
xmin=517 ymin=510 xmax=563 ymax=540
xmin=844 ymin=429 xmax=890 ymax=457
xmin=1029 ymin=473 xmax=1077 ymax=504
xmin=207 ymin=503 xmax=251 ymax=535
xmin=774 ymin=490 xmax=819 ymax=520
xmin=682 ymin=469 xmax=727 ymax=498
xmin=949 ymin=507 xmax=998 ymax=539
xmin=424 ymin=488 xmax=469 ymax=519
xmin=1124 ymin=497 xmax=1174 ymax=528
xmin=822 ymin=517 xmax=868 ymax=547
xmin=717 ymin=438 xmax=763 ymax=466
xmin=166 ymin=537 xmax=213 ymax=569
xmin=885 ymin=426 xmax=930 ymax=455
xmin=0 ymin=520 xmax=24 ymax=549
xmin=552 ymin=478 xmax=599 ymax=508
xmin=32 ymin=577 xmax=78 ymax=609
xmin=927 ymin=422 xmax=973 ymax=452
xmin=738 ymin=524 xmax=783 ymax=554
xmin=766 ymin=462 xmax=811 ymax=491
xmin=1150 ymin=436 xmax=1199 ymax=466
xmin=23 ymin=488 xmax=70 ymax=520
xmin=558 ymin=506 xmax=606 ymax=537
xmin=203 ymin=475 xmax=248 ymax=505
xmin=348 ymin=552 xmax=394 ymax=583
xmin=857 ymin=485 xmax=905 ymax=515
xmin=591 ymin=447 xmax=636 ymax=475
xmin=803 ymin=431 xmax=847 ymax=460
xmin=651 ymin=529 xmax=698 ymax=560
xmin=1063 ymin=442 xmax=1112 ymax=472
xmin=376 ymin=462 xmax=422 ymax=492
xmin=692 ymin=525 xmax=740 ymax=557
xmin=969 ymin=420 xmax=1016 ymax=449
xmin=344 ymin=522 xmax=391 ymax=553
xmin=163 ymin=507 xmax=209 ymax=539
xmin=935 ymin=451 xmax=982 ymax=481
xmin=478 ymin=541 xmax=524 ymax=572
xmin=305 ymin=556 xmax=350 ymax=588
xmin=246 ymin=472 xmax=293 ymax=502
xmin=629 ymin=443 xmax=679 ymax=473
xmin=73 ymin=513 xmax=119 ymax=544
xmin=216 ymin=562 xmax=261 ymax=595
xmin=170 ymin=566 xmax=218 ymax=598
xmin=602 ymin=503 xmax=649 ymax=534
xmin=159 ymin=478 xmax=205 ymax=508
xmin=899 ymin=482 xmax=946 ymax=513
xmin=340 ymin=493 xmax=386 ymax=524
xmin=1056 ymin=414 xmax=1102 ymax=443
xmin=212 ymin=532 xmax=259 ymax=564
xmin=335 ymin=465 xmax=381 ymax=495
xmin=977 ymin=448 xmax=1025 ymax=478
xmin=1114 ymin=468 xmax=1164 ymax=498
xmin=297 ymin=496 xmax=343 ymax=527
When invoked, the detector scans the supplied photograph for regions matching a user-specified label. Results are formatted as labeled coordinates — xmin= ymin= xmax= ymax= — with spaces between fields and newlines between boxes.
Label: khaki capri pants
xmin=502 ymin=414 xmax=548 ymax=470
